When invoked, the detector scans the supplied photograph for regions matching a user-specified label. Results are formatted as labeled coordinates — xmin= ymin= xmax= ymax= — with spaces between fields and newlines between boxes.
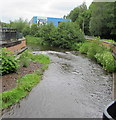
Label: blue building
xmin=29 ymin=16 xmax=71 ymax=27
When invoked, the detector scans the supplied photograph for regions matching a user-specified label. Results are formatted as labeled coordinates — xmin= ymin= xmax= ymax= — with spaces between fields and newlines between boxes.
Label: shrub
xmin=1 ymin=48 xmax=18 ymax=75
xmin=71 ymin=42 xmax=83 ymax=50
xmin=21 ymin=57 xmax=31 ymax=67
xmin=95 ymin=51 xmax=116 ymax=72
xmin=35 ymin=22 xmax=85 ymax=49
xmin=87 ymin=42 xmax=105 ymax=59
xmin=79 ymin=42 xmax=90 ymax=54
xmin=18 ymin=50 xmax=31 ymax=67
xmin=79 ymin=41 xmax=116 ymax=72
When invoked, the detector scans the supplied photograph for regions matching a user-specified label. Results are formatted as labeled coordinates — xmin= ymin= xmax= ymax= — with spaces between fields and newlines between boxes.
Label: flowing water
xmin=2 ymin=45 xmax=113 ymax=118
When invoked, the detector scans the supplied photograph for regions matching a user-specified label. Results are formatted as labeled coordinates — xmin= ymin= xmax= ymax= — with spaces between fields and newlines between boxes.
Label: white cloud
xmin=0 ymin=0 xmax=93 ymax=23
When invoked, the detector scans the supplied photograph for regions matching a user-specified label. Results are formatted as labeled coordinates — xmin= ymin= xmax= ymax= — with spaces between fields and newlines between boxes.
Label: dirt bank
xmin=0 ymin=62 xmax=41 ymax=92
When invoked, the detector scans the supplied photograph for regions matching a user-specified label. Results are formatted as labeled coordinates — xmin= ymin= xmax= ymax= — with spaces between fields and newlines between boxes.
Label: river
xmin=2 ymin=45 xmax=113 ymax=118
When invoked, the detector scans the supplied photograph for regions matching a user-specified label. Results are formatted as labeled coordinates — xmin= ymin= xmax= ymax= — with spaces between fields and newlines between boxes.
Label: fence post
xmin=113 ymin=72 xmax=116 ymax=100
xmin=112 ymin=43 xmax=116 ymax=100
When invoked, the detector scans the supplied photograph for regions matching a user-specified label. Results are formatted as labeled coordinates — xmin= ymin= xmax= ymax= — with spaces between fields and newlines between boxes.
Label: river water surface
xmin=2 ymin=46 xmax=113 ymax=118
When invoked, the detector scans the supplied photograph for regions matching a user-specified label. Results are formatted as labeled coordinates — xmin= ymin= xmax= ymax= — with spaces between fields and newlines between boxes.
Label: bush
xmin=95 ymin=51 xmax=116 ymax=72
xmin=79 ymin=41 xmax=116 ymax=72
xmin=79 ymin=42 xmax=90 ymax=54
xmin=71 ymin=42 xmax=83 ymax=50
xmin=26 ymin=35 xmax=44 ymax=45
xmin=1 ymin=48 xmax=18 ymax=75
xmin=54 ymin=22 xmax=85 ymax=49
xmin=34 ymin=22 xmax=85 ymax=49
xmin=86 ymin=42 xmax=106 ymax=59
xmin=18 ymin=50 xmax=31 ymax=67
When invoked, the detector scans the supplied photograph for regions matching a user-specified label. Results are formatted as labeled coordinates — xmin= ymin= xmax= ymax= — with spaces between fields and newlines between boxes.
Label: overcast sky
xmin=0 ymin=0 xmax=93 ymax=23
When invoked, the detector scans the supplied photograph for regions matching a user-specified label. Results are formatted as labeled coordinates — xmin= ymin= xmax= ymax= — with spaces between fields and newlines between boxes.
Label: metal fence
xmin=0 ymin=27 xmax=23 ymax=44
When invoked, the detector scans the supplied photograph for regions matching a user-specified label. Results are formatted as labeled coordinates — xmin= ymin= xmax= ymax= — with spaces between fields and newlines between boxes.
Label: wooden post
xmin=111 ymin=43 xmax=116 ymax=100
xmin=113 ymin=72 xmax=116 ymax=100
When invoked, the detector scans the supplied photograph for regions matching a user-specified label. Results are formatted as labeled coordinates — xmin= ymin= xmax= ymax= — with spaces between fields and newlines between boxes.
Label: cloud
xmin=0 ymin=0 xmax=93 ymax=23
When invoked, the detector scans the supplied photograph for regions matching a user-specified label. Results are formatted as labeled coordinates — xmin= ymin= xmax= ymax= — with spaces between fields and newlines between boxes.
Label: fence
xmin=0 ymin=27 xmax=23 ymax=44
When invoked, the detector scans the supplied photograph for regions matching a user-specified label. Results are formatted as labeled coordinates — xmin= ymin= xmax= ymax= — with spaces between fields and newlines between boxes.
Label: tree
xmin=67 ymin=2 xmax=91 ymax=35
xmin=9 ymin=18 xmax=29 ymax=34
xmin=67 ymin=2 xmax=87 ymax=22
xmin=30 ymin=24 xmax=38 ymax=36
xmin=89 ymin=2 xmax=115 ymax=39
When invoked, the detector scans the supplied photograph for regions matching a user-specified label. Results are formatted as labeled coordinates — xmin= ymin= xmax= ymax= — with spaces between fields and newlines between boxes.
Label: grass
xmin=0 ymin=50 xmax=50 ymax=109
xmin=25 ymin=35 xmax=43 ymax=44
xmin=101 ymin=39 xmax=115 ymax=43
xmin=94 ymin=37 xmax=115 ymax=43
xmin=26 ymin=35 xmax=50 ymax=46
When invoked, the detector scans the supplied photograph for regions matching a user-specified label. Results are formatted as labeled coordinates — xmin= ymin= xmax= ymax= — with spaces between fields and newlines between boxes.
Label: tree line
xmin=66 ymin=2 xmax=115 ymax=40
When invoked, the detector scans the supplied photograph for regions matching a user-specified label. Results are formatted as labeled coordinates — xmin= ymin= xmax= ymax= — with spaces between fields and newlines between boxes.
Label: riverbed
xmin=2 ymin=49 xmax=112 ymax=118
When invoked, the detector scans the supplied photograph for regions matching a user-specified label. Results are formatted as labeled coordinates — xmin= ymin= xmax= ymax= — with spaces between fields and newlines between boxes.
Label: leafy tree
xmin=67 ymin=2 xmax=91 ymax=35
xmin=76 ymin=9 xmax=91 ymax=35
xmin=67 ymin=2 xmax=87 ymax=22
xmin=37 ymin=23 xmax=56 ymax=43
xmin=36 ymin=22 xmax=85 ymax=49
xmin=30 ymin=24 xmax=38 ymax=36
xmin=55 ymin=22 xmax=85 ymax=49
xmin=89 ymin=2 xmax=115 ymax=39
xmin=22 ymin=26 xmax=31 ymax=37
xmin=9 ymin=18 xmax=29 ymax=33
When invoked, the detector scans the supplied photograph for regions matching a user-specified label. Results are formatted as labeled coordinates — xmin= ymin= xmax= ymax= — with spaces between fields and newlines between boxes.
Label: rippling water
xmin=2 ymin=50 xmax=112 ymax=118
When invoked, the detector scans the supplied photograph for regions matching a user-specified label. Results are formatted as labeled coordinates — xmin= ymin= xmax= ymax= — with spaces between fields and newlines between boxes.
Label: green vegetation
xmin=89 ymin=2 xmax=115 ymax=39
xmin=66 ymin=2 xmax=115 ymax=40
xmin=1 ymin=73 xmax=40 ymax=109
xmin=66 ymin=2 xmax=91 ymax=35
xmin=0 ymin=48 xmax=19 ymax=75
xmin=26 ymin=35 xmax=42 ymax=44
xmin=0 ymin=50 xmax=50 ymax=109
xmin=9 ymin=18 xmax=30 ymax=35
xmin=95 ymin=51 xmax=116 ymax=72
xmin=26 ymin=22 xmax=85 ymax=49
xmin=101 ymin=39 xmax=115 ymax=43
xmin=79 ymin=41 xmax=116 ymax=72
xmin=18 ymin=50 xmax=50 ymax=65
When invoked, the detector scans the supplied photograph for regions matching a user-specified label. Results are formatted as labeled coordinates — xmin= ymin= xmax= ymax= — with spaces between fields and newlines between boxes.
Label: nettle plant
xmin=1 ymin=48 xmax=19 ymax=75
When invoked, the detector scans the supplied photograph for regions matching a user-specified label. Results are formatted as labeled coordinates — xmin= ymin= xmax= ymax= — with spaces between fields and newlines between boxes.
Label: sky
xmin=0 ymin=0 xmax=94 ymax=23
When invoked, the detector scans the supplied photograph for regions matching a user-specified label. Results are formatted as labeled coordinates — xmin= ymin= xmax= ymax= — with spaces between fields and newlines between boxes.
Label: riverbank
xmin=1 ymin=62 xmax=41 ymax=92
xmin=0 ymin=50 xmax=50 ymax=109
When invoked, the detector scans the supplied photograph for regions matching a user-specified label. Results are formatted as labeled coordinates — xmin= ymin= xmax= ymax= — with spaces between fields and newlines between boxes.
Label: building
xmin=29 ymin=16 xmax=71 ymax=27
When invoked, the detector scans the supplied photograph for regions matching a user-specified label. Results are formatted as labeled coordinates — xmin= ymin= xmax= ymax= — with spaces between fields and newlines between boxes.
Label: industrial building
xmin=29 ymin=16 xmax=71 ymax=26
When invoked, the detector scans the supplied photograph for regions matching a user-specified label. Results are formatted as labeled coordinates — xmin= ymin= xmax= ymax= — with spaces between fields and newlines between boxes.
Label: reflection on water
xmin=2 ymin=45 xmax=113 ymax=118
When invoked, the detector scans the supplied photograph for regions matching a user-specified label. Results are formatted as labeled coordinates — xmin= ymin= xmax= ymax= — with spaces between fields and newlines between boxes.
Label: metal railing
xmin=0 ymin=27 xmax=23 ymax=44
